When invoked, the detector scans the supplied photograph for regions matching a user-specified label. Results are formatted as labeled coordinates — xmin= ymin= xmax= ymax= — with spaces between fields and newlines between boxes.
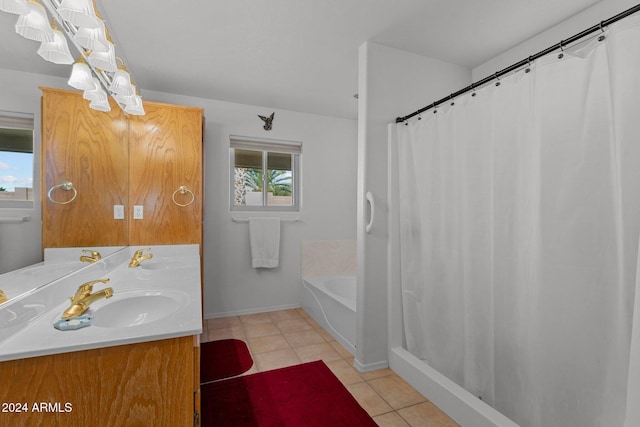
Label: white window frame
xmin=229 ymin=136 xmax=301 ymax=212
xmin=0 ymin=111 xmax=34 ymax=208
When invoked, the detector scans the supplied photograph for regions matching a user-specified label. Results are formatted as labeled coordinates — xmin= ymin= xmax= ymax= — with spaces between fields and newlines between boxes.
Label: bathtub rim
xmin=302 ymin=275 xmax=356 ymax=312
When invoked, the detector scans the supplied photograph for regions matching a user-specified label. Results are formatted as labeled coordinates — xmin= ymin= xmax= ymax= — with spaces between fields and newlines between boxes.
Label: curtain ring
xmin=558 ymin=41 xmax=565 ymax=59
xmin=449 ymin=94 xmax=455 ymax=106
xmin=432 ymin=102 xmax=437 ymax=114
xmin=598 ymin=21 xmax=606 ymax=41
xmin=494 ymin=72 xmax=501 ymax=87
xmin=172 ymin=185 xmax=195 ymax=207
xmin=471 ymin=82 xmax=477 ymax=97
xmin=525 ymin=56 xmax=533 ymax=73
xmin=47 ymin=181 xmax=77 ymax=205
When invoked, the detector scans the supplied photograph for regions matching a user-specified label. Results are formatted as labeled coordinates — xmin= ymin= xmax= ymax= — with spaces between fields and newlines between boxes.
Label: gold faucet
xmin=62 ymin=279 xmax=113 ymax=319
xmin=0 ymin=289 xmax=7 ymax=304
xmin=80 ymin=250 xmax=102 ymax=263
xmin=128 ymin=248 xmax=153 ymax=268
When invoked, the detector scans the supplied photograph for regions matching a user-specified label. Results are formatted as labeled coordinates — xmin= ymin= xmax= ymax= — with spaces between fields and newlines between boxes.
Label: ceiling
xmin=0 ymin=0 xmax=600 ymax=119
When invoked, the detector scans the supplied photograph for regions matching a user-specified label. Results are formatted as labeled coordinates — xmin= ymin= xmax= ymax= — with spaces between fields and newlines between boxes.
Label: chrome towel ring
xmin=47 ymin=181 xmax=77 ymax=205
xmin=172 ymin=185 xmax=195 ymax=207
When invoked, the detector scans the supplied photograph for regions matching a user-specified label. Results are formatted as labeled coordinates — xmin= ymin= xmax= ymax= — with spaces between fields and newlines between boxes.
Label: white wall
xmin=0 ymin=69 xmax=358 ymax=318
xmin=357 ymin=42 xmax=470 ymax=370
xmin=143 ymin=91 xmax=358 ymax=318
xmin=473 ymin=0 xmax=639 ymax=80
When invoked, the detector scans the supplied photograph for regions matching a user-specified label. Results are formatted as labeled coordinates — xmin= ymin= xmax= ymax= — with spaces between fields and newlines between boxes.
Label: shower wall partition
xmin=388 ymin=15 xmax=640 ymax=427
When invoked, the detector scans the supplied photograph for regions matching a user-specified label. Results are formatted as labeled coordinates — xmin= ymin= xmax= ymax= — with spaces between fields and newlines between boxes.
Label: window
xmin=0 ymin=111 xmax=34 ymax=207
xmin=230 ymin=136 xmax=301 ymax=212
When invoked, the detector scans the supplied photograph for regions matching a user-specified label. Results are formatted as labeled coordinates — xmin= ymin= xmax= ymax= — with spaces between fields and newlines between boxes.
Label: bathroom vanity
xmin=0 ymin=245 xmax=202 ymax=427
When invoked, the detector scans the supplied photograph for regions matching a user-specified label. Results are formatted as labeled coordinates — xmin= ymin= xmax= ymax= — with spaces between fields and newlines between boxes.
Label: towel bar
xmin=0 ymin=216 xmax=31 ymax=224
xmin=232 ymin=217 xmax=300 ymax=223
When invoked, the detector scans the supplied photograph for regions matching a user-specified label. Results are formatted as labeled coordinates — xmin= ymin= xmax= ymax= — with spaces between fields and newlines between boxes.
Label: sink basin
xmin=91 ymin=290 xmax=189 ymax=328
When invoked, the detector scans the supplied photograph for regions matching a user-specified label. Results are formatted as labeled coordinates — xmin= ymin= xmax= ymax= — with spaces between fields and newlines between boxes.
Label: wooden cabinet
xmin=41 ymin=87 xmax=203 ymax=248
xmin=41 ymin=88 xmax=129 ymax=247
xmin=0 ymin=337 xmax=197 ymax=427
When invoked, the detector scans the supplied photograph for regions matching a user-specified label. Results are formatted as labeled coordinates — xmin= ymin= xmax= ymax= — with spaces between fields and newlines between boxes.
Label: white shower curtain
xmin=395 ymin=16 xmax=640 ymax=427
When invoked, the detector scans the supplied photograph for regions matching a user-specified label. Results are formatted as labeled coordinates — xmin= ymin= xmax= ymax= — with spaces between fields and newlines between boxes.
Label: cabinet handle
xmin=172 ymin=186 xmax=195 ymax=207
xmin=47 ymin=181 xmax=77 ymax=205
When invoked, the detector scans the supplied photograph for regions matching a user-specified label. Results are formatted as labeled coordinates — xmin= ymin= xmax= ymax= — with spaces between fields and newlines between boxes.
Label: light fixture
xmin=37 ymin=20 xmax=73 ymax=64
xmin=87 ymin=29 xmax=116 ymax=72
xmin=0 ymin=0 xmax=28 ymax=15
xmin=57 ymin=0 xmax=99 ymax=28
xmin=68 ymin=56 xmax=95 ymax=90
xmin=15 ymin=0 xmax=54 ymax=42
xmin=0 ymin=0 xmax=144 ymax=114
xmin=83 ymin=78 xmax=107 ymax=102
xmin=73 ymin=17 xmax=108 ymax=52
xmin=109 ymin=58 xmax=134 ymax=96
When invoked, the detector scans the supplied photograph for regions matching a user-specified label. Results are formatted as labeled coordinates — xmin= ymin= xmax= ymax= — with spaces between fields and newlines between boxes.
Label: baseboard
xmin=353 ymin=358 xmax=389 ymax=373
xmin=204 ymin=303 xmax=301 ymax=319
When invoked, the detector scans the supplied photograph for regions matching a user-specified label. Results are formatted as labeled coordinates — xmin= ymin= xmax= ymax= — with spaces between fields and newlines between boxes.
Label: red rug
xmin=201 ymin=360 xmax=377 ymax=426
xmin=201 ymin=339 xmax=254 ymax=383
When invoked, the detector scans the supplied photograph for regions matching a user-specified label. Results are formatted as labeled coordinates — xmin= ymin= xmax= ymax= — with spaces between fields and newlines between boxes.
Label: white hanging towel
xmin=249 ymin=217 xmax=281 ymax=268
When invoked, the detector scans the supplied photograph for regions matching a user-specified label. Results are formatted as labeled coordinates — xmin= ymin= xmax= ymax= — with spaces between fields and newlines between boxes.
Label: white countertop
xmin=0 ymin=245 xmax=202 ymax=362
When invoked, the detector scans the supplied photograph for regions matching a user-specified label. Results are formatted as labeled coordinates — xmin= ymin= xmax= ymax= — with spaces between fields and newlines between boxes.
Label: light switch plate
xmin=133 ymin=205 xmax=143 ymax=219
xmin=113 ymin=205 xmax=124 ymax=220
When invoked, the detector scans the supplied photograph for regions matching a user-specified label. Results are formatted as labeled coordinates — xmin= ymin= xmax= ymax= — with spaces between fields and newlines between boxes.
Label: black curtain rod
xmin=395 ymin=3 xmax=640 ymax=123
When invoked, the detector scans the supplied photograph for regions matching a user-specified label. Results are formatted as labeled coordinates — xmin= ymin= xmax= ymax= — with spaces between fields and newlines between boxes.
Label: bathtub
xmin=301 ymin=275 xmax=356 ymax=355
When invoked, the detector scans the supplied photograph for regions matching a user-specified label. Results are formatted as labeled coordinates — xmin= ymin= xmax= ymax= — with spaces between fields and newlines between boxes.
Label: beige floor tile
xmin=296 ymin=308 xmax=310 ymax=318
xmin=239 ymin=312 xmax=273 ymax=325
xmin=373 ymin=411 xmax=411 ymax=427
xmin=295 ymin=342 xmax=343 ymax=363
xmin=269 ymin=309 xmax=302 ymax=321
xmin=329 ymin=340 xmax=352 ymax=358
xmin=346 ymin=381 xmax=393 ymax=417
xmin=247 ymin=334 xmax=291 ymax=354
xmin=254 ymin=348 xmax=301 ymax=372
xmin=304 ymin=316 xmax=323 ymax=329
xmin=369 ymin=374 xmax=426 ymax=410
xmin=207 ymin=325 xmax=245 ymax=341
xmin=326 ymin=359 xmax=363 ymax=385
xmin=283 ymin=329 xmax=326 ymax=347
xmin=361 ymin=367 xmax=394 ymax=381
xmin=315 ymin=327 xmax=335 ymax=342
xmin=276 ymin=318 xmax=313 ymax=333
xmin=207 ymin=316 xmax=241 ymax=330
xmin=243 ymin=322 xmax=281 ymax=338
xmin=397 ymin=401 xmax=460 ymax=427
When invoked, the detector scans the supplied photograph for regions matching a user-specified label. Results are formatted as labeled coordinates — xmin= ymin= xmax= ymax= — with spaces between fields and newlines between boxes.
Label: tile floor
xmin=202 ymin=308 xmax=460 ymax=427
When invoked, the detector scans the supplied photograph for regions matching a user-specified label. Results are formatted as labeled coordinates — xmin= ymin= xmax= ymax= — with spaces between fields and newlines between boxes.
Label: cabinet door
xmin=41 ymin=88 xmax=128 ymax=248
xmin=128 ymin=102 xmax=203 ymax=245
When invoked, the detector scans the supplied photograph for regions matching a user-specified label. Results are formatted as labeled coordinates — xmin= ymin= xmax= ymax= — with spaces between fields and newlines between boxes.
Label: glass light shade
xmin=0 ymin=0 xmax=29 ymax=15
xmin=68 ymin=60 xmax=95 ymax=90
xmin=89 ymin=98 xmax=111 ymax=112
xmin=83 ymin=78 xmax=107 ymax=102
xmin=124 ymin=95 xmax=145 ymax=115
xmin=15 ymin=1 xmax=54 ymax=43
xmin=73 ymin=19 xmax=108 ymax=52
xmin=58 ymin=0 xmax=101 ymax=28
xmin=87 ymin=41 xmax=116 ymax=72
xmin=108 ymin=68 xmax=134 ymax=96
xmin=37 ymin=30 xmax=74 ymax=64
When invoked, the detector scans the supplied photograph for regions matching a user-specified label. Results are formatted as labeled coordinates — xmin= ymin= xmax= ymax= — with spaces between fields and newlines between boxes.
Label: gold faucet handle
xmin=83 ymin=250 xmax=102 ymax=260
xmin=133 ymin=248 xmax=151 ymax=258
xmin=70 ymin=279 xmax=110 ymax=303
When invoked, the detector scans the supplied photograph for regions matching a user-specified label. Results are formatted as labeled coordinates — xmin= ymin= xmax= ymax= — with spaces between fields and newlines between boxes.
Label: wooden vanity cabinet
xmin=0 ymin=336 xmax=198 ymax=427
